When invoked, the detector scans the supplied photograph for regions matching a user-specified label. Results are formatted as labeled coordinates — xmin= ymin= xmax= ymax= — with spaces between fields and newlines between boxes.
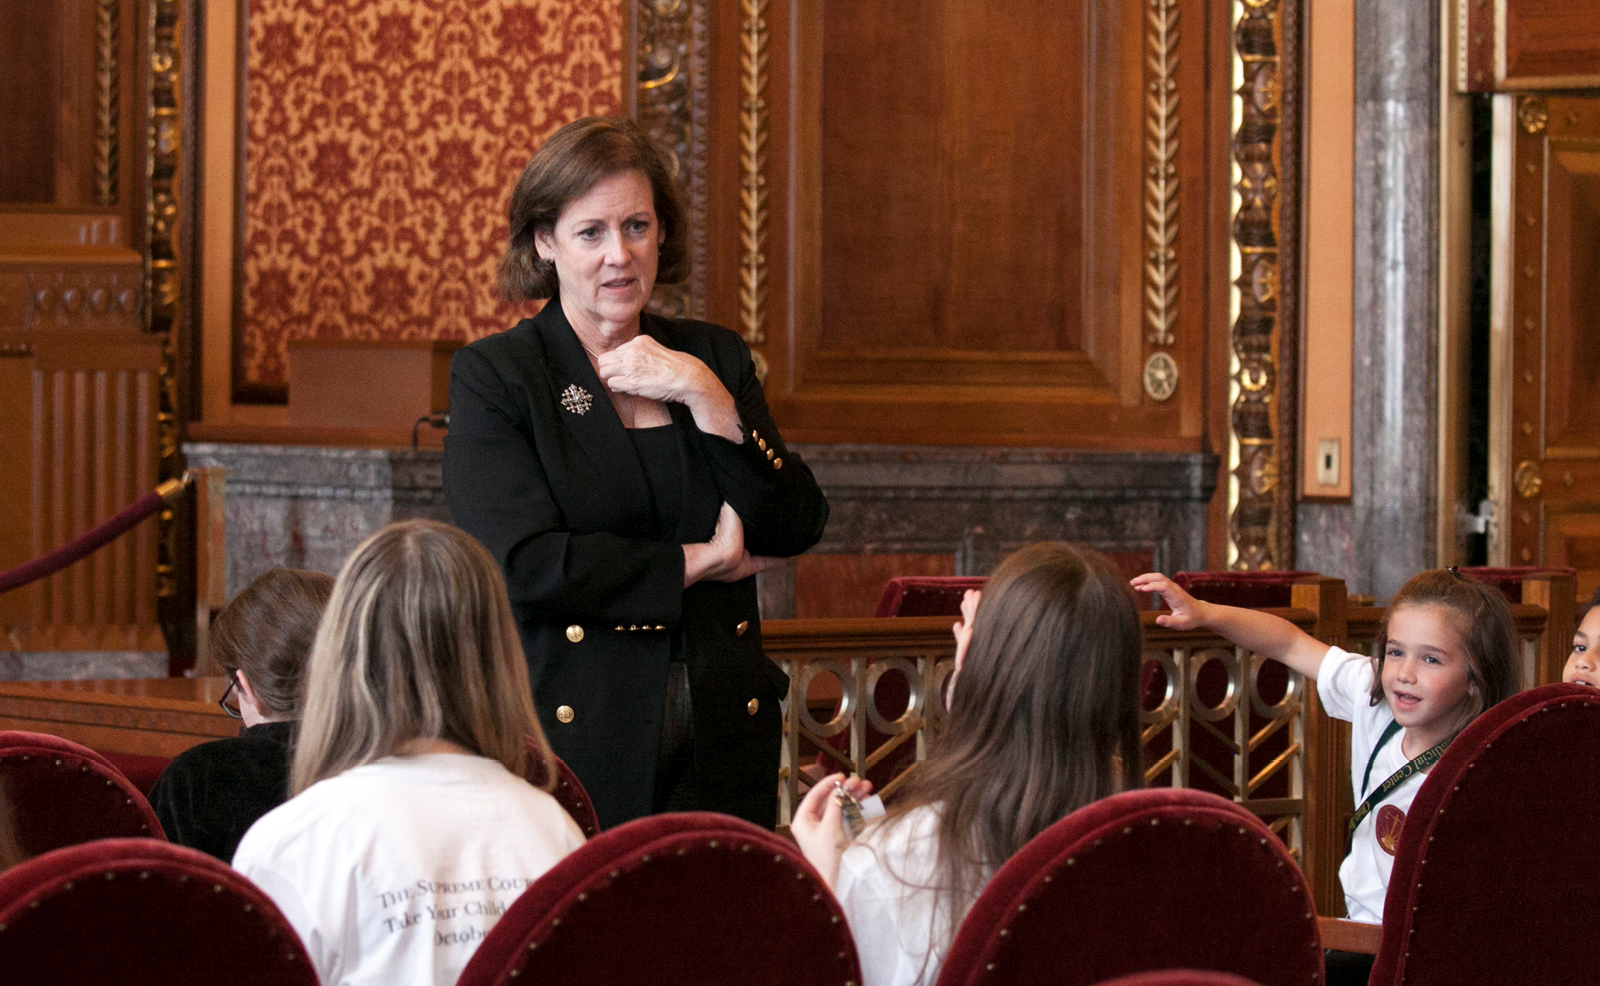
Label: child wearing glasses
xmin=149 ymin=567 xmax=333 ymax=862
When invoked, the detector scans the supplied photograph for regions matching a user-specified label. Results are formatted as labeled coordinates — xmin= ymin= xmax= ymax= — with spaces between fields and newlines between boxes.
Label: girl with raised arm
xmin=1130 ymin=570 xmax=1518 ymax=941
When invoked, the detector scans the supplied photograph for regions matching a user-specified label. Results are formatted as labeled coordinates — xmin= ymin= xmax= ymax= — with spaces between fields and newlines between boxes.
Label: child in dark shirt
xmin=148 ymin=568 xmax=332 ymax=861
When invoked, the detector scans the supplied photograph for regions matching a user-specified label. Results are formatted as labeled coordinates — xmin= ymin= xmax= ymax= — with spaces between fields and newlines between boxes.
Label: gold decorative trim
xmin=1518 ymin=96 xmax=1548 ymax=134
xmin=94 ymin=0 xmax=119 ymax=206
xmin=738 ymin=0 xmax=769 ymax=361
xmin=1227 ymin=0 xmax=1287 ymax=570
xmin=637 ymin=0 xmax=710 ymax=319
xmin=1513 ymin=459 xmax=1542 ymax=499
xmin=1144 ymin=0 xmax=1180 ymax=350
xmin=148 ymin=0 xmax=185 ymax=598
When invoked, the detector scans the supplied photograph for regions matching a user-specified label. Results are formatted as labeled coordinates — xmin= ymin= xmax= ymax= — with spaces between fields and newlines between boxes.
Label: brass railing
xmin=763 ymin=610 xmax=1316 ymax=863
xmin=761 ymin=572 xmax=1573 ymax=917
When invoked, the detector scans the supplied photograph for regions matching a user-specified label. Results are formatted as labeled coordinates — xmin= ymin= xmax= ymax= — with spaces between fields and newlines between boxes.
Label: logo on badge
xmin=1375 ymin=804 xmax=1406 ymax=856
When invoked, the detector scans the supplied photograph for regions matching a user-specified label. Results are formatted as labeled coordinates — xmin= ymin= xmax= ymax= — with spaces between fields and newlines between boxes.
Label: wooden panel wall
xmin=694 ymin=0 xmax=1219 ymax=450
xmin=1464 ymin=0 xmax=1600 ymax=91
xmin=1501 ymin=96 xmax=1600 ymax=600
xmin=0 ymin=330 xmax=164 ymax=651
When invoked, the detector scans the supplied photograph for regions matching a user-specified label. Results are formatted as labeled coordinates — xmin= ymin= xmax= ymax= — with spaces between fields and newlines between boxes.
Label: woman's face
xmin=534 ymin=169 xmax=663 ymax=345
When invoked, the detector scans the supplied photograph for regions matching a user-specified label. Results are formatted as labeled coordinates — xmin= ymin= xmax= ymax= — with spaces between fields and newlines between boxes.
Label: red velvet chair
xmin=97 ymin=750 xmax=172 ymax=798
xmin=455 ymin=812 xmax=859 ymax=986
xmin=0 ymin=837 xmax=317 ymax=983
xmin=1093 ymin=973 xmax=1264 ymax=986
xmin=1368 ymin=682 xmax=1600 ymax=986
xmin=875 ymin=576 xmax=989 ymax=617
xmin=1454 ymin=564 xmax=1575 ymax=603
xmin=1171 ymin=570 xmax=1320 ymax=608
xmin=0 ymin=731 xmax=164 ymax=858
xmin=521 ymin=740 xmax=601 ymax=837
xmin=935 ymin=789 xmax=1322 ymax=986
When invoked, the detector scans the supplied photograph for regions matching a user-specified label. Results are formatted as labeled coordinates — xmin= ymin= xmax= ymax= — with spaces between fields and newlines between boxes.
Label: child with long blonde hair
xmin=233 ymin=520 xmax=584 ymax=986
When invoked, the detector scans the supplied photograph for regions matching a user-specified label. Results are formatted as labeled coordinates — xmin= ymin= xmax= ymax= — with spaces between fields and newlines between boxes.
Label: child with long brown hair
xmin=232 ymin=520 xmax=584 ymax=986
xmin=792 ymin=543 xmax=1144 ymax=986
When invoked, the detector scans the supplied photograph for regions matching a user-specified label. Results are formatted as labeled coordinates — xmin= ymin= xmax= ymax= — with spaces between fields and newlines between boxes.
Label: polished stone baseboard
xmin=0 ymin=651 xmax=168 ymax=682
xmin=185 ymin=441 xmax=1219 ymax=611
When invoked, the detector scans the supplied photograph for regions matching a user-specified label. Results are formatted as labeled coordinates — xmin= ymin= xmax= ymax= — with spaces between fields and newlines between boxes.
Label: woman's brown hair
xmin=212 ymin=568 xmax=334 ymax=720
xmin=499 ymin=116 xmax=689 ymax=303
xmin=1368 ymin=569 xmax=1520 ymax=730
xmin=870 ymin=542 xmax=1144 ymax=951
xmin=290 ymin=520 xmax=554 ymax=796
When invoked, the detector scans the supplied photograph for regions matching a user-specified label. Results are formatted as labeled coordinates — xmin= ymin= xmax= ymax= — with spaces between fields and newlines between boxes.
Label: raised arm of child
xmin=1129 ymin=573 xmax=1331 ymax=681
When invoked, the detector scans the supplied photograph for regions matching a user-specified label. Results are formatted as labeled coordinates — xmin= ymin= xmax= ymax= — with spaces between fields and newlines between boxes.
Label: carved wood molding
xmin=1227 ymin=0 xmax=1298 ymax=570
xmin=147 ymin=0 xmax=185 ymax=601
xmin=1144 ymin=0 xmax=1180 ymax=360
xmin=738 ymin=0 xmax=769 ymax=377
xmin=94 ymin=0 xmax=120 ymax=207
xmin=637 ymin=0 xmax=710 ymax=320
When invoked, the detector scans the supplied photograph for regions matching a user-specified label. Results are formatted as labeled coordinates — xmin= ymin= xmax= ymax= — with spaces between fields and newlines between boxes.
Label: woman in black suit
xmin=444 ymin=117 xmax=827 ymax=830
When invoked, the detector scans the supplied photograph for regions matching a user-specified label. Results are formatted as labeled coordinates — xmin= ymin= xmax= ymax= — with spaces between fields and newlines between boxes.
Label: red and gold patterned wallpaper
xmin=237 ymin=0 xmax=622 ymax=401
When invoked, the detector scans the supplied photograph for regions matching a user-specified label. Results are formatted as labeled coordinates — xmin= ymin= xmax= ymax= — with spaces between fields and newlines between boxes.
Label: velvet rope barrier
xmin=0 ymin=476 xmax=189 ymax=595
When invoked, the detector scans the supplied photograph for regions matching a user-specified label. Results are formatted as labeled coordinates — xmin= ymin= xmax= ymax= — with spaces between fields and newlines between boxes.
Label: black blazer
xmin=444 ymin=299 xmax=828 ymax=829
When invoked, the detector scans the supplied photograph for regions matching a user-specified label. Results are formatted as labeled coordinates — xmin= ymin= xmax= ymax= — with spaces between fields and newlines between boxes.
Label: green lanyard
xmin=1348 ymin=719 xmax=1448 ymax=836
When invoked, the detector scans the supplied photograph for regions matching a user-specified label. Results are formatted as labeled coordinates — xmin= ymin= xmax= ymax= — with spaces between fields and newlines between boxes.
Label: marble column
xmin=1297 ymin=0 xmax=1438 ymax=602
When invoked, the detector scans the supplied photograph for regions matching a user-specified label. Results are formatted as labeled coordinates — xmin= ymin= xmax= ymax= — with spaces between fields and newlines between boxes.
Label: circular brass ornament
xmin=565 ymin=624 xmax=585 ymax=643
xmin=556 ymin=705 xmax=575 ymax=724
xmin=1143 ymin=352 xmax=1178 ymax=402
xmin=1514 ymin=459 xmax=1543 ymax=499
xmin=1519 ymin=97 xmax=1549 ymax=135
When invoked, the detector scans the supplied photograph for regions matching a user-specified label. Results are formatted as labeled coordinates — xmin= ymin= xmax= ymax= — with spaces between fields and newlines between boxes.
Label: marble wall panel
xmin=0 ymin=651 xmax=168 ymax=682
xmin=187 ymin=442 xmax=1218 ymax=612
xmin=183 ymin=444 xmax=450 ymax=599
xmin=1299 ymin=0 xmax=1438 ymax=602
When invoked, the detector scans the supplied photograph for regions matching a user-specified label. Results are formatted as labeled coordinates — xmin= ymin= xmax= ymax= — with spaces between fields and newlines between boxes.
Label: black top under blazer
xmin=444 ymin=299 xmax=828 ymax=830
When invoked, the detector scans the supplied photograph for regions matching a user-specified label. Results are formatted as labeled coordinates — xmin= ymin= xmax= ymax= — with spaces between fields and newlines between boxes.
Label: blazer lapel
xmin=535 ymin=299 xmax=653 ymax=534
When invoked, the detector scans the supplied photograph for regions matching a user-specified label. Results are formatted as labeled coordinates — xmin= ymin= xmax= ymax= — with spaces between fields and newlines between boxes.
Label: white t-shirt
xmin=233 ymin=753 xmax=585 ymax=986
xmin=836 ymin=805 xmax=981 ymax=986
xmin=1317 ymin=645 xmax=1426 ymax=925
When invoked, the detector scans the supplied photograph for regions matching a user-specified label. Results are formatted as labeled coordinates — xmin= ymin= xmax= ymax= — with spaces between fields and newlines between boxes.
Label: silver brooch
xmin=559 ymin=384 xmax=593 ymax=416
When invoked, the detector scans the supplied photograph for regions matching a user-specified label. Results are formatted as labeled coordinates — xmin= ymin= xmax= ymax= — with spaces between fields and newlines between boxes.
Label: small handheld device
xmin=833 ymin=780 xmax=886 ymax=841
xmin=834 ymin=781 xmax=866 ymax=839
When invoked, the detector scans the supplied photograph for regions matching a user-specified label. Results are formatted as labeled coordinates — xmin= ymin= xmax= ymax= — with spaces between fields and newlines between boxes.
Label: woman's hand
xmin=1128 ymin=573 xmax=1211 ymax=630
xmin=683 ymin=502 xmax=783 ymax=587
xmin=595 ymin=335 xmax=742 ymax=442
xmin=952 ymin=589 xmax=981 ymax=669
xmin=790 ymin=772 xmax=873 ymax=891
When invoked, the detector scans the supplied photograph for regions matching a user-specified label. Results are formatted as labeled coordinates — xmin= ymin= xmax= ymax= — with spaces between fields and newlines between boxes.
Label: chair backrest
xmin=96 ymin=750 xmax=173 ymax=798
xmin=0 ymin=731 xmax=164 ymax=857
xmin=0 ymin=837 xmax=317 ymax=984
xmin=522 ymin=739 xmax=600 ymax=837
xmin=1369 ymin=682 xmax=1600 ymax=986
xmin=935 ymin=789 xmax=1322 ymax=986
xmin=1172 ymin=571 xmax=1320 ymax=608
xmin=456 ymin=811 xmax=859 ymax=986
xmin=1092 ymin=972 xmax=1264 ymax=986
xmin=875 ymin=576 xmax=988 ymax=617
xmin=1453 ymin=565 xmax=1575 ymax=604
